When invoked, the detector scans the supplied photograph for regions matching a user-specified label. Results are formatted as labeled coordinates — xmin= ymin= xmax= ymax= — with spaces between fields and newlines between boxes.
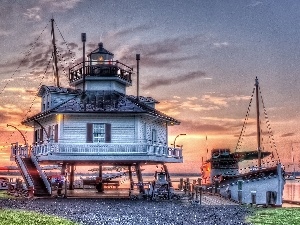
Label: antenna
xmin=81 ymin=33 xmax=86 ymax=93
xmin=136 ymin=54 xmax=140 ymax=100
xmin=51 ymin=18 xmax=59 ymax=87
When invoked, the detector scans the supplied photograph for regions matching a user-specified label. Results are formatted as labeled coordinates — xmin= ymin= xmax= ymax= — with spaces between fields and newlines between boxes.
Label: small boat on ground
xmin=201 ymin=77 xmax=285 ymax=206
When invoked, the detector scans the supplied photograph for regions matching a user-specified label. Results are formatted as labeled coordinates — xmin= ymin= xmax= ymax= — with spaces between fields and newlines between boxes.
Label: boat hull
xmin=214 ymin=164 xmax=285 ymax=206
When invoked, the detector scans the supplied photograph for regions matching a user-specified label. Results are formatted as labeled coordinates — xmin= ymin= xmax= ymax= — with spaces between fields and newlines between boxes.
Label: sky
xmin=0 ymin=0 xmax=299 ymax=173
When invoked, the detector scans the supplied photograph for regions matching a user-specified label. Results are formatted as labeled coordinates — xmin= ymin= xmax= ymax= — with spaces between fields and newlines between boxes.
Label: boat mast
xmin=255 ymin=77 xmax=262 ymax=168
xmin=51 ymin=18 xmax=59 ymax=87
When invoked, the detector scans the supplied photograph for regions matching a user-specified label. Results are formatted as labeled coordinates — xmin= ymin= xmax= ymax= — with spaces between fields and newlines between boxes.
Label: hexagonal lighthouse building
xmin=11 ymin=36 xmax=183 ymax=197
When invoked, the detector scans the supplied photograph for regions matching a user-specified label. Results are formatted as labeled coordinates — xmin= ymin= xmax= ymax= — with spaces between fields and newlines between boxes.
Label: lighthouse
xmin=11 ymin=36 xmax=183 ymax=197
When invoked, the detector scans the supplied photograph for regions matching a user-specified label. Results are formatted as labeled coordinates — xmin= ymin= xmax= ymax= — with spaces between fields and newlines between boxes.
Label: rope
xmin=0 ymin=22 xmax=50 ymax=96
xmin=56 ymin=49 xmax=70 ymax=81
xmin=235 ymin=87 xmax=255 ymax=152
xmin=54 ymin=20 xmax=76 ymax=68
xmin=0 ymin=22 xmax=50 ymax=152
xmin=234 ymin=81 xmax=280 ymax=167
xmin=258 ymin=86 xmax=280 ymax=162
xmin=0 ymin=55 xmax=53 ymax=152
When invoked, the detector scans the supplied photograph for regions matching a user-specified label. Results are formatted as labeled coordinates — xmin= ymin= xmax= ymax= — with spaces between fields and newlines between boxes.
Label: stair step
xmin=17 ymin=157 xmax=51 ymax=197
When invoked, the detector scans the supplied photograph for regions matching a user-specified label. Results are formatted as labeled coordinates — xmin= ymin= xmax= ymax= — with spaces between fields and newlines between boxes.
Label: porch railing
xmin=31 ymin=143 xmax=182 ymax=158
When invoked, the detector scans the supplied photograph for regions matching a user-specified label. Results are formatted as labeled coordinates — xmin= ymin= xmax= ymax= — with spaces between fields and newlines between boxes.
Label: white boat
xmin=201 ymin=77 xmax=285 ymax=206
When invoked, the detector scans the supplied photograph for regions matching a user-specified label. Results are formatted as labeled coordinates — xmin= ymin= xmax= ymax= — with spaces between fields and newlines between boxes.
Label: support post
xmin=128 ymin=165 xmax=134 ymax=190
xmin=135 ymin=164 xmax=145 ymax=194
xmin=69 ymin=164 xmax=74 ymax=190
xmin=58 ymin=163 xmax=66 ymax=197
xmin=96 ymin=163 xmax=104 ymax=192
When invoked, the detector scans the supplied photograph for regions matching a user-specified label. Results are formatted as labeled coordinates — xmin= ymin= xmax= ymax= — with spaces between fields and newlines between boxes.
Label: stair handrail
xmin=15 ymin=154 xmax=34 ymax=188
xmin=30 ymin=153 xmax=52 ymax=195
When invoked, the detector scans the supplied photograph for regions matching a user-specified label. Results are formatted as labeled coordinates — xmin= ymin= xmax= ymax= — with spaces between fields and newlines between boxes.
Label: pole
xmin=136 ymin=54 xmax=140 ymax=100
xmin=7 ymin=124 xmax=27 ymax=146
xmin=51 ymin=18 xmax=59 ymax=87
xmin=173 ymin=134 xmax=186 ymax=148
xmin=81 ymin=33 xmax=86 ymax=93
xmin=255 ymin=77 xmax=262 ymax=168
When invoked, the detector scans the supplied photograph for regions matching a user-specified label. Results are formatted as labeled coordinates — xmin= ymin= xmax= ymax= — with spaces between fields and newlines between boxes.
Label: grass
xmin=0 ymin=191 xmax=15 ymax=199
xmin=246 ymin=208 xmax=300 ymax=225
xmin=0 ymin=192 xmax=78 ymax=225
xmin=0 ymin=209 xmax=79 ymax=225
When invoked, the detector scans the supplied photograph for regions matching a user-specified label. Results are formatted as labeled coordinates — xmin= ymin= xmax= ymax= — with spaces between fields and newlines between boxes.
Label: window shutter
xmin=86 ymin=123 xmax=93 ymax=143
xmin=40 ymin=129 xmax=44 ymax=142
xmin=48 ymin=126 xmax=51 ymax=140
xmin=105 ymin=123 xmax=111 ymax=143
xmin=34 ymin=130 xmax=38 ymax=143
xmin=54 ymin=124 xmax=58 ymax=143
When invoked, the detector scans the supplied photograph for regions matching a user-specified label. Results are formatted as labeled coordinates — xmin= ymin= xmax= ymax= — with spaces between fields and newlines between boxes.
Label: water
xmin=3 ymin=174 xmax=300 ymax=207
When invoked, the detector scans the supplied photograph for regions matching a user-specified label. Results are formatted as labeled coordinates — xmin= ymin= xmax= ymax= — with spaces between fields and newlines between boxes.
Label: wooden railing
xmin=31 ymin=143 xmax=182 ymax=158
xmin=69 ymin=60 xmax=133 ymax=83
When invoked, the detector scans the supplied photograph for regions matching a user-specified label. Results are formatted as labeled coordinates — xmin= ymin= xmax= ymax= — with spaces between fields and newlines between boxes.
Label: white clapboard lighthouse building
xmin=11 ymin=34 xmax=183 ymax=196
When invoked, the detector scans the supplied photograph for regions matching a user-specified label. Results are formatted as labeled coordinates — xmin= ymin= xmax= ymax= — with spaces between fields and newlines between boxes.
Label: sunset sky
xmin=0 ymin=0 xmax=299 ymax=173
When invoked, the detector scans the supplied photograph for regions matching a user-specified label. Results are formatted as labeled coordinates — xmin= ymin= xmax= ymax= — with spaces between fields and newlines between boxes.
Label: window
xmin=93 ymin=124 xmax=105 ymax=143
xmin=87 ymin=123 xmax=111 ymax=143
xmin=152 ymin=129 xmax=157 ymax=144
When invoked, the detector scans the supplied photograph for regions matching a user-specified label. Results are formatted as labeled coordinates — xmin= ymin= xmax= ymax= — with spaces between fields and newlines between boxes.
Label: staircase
xmin=12 ymin=143 xmax=51 ymax=196
xmin=21 ymin=158 xmax=51 ymax=196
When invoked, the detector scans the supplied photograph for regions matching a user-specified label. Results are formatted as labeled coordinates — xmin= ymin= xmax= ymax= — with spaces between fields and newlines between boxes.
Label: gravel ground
xmin=0 ymin=198 xmax=254 ymax=225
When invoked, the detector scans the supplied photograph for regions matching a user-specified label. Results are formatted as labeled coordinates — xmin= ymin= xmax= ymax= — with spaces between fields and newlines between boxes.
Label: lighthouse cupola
xmin=89 ymin=42 xmax=114 ymax=64
xmin=69 ymin=41 xmax=133 ymax=94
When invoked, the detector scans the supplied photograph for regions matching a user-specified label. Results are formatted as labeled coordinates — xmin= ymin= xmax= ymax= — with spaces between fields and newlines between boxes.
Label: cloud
xmin=247 ymin=1 xmax=263 ymax=7
xmin=23 ymin=7 xmax=41 ymax=21
xmin=201 ymin=94 xmax=250 ymax=108
xmin=280 ymin=133 xmax=295 ymax=137
xmin=181 ymin=100 xmax=220 ymax=112
xmin=144 ymin=71 xmax=206 ymax=89
xmin=116 ymin=35 xmax=203 ymax=67
xmin=0 ymin=29 xmax=11 ymax=36
xmin=213 ymin=42 xmax=229 ymax=48
xmin=177 ymin=119 xmax=231 ymax=134
xmin=120 ymin=36 xmax=196 ymax=57
xmin=109 ymin=24 xmax=153 ymax=39
xmin=39 ymin=0 xmax=82 ymax=11
xmin=186 ymin=97 xmax=198 ymax=101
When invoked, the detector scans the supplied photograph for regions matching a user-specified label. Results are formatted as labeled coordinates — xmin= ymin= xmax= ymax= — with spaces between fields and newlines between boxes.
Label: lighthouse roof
xmin=88 ymin=42 xmax=114 ymax=57
xmin=37 ymin=85 xmax=81 ymax=97
xmin=23 ymin=87 xmax=179 ymax=125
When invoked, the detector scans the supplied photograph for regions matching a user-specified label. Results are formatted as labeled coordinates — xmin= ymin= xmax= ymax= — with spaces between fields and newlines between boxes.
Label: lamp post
xmin=7 ymin=124 xmax=27 ymax=146
xmin=173 ymin=134 xmax=186 ymax=148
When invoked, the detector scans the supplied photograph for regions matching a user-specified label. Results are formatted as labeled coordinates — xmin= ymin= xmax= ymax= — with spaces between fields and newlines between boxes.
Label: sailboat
xmin=201 ymin=77 xmax=285 ymax=206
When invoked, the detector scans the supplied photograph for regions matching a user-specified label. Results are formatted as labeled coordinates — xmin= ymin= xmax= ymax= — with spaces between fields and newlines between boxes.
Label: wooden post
xmin=57 ymin=163 xmax=66 ymax=197
xmin=128 ymin=165 xmax=134 ymax=190
xmin=97 ymin=163 xmax=104 ymax=192
xmin=135 ymin=164 xmax=145 ymax=194
xmin=179 ymin=178 xmax=183 ymax=190
xmin=69 ymin=164 xmax=74 ymax=190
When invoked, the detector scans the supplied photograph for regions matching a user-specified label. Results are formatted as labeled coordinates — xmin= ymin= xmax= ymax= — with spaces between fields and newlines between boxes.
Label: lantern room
xmin=89 ymin=42 xmax=114 ymax=65
xmin=69 ymin=42 xmax=132 ymax=94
